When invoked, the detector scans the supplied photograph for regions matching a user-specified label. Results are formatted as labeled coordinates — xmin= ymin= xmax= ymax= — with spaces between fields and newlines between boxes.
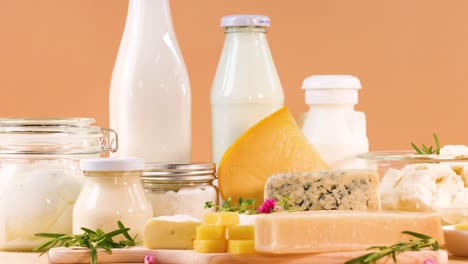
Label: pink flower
xmin=257 ymin=198 xmax=276 ymax=213
xmin=144 ymin=255 xmax=157 ymax=264
xmin=424 ymin=259 xmax=437 ymax=264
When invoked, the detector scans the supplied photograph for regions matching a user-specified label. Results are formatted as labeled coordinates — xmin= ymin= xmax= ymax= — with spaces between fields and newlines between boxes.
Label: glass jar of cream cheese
xmin=0 ymin=118 xmax=117 ymax=251
xmin=143 ymin=163 xmax=218 ymax=220
xmin=73 ymin=157 xmax=153 ymax=242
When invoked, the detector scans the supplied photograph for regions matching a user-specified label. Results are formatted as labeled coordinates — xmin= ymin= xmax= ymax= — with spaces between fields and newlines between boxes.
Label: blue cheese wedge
xmin=264 ymin=170 xmax=381 ymax=210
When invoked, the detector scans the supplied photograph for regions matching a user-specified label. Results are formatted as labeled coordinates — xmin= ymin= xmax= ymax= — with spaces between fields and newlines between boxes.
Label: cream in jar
xmin=0 ymin=118 xmax=116 ymax=251
xmin=73 ymin=158 xmax=153 ymax=241
xmin=143 ymin=164 xmax=218 ymax=220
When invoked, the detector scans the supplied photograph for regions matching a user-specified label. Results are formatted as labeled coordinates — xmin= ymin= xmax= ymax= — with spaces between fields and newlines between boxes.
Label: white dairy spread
xmin=0 ymin=160 xmax=82 ymax=250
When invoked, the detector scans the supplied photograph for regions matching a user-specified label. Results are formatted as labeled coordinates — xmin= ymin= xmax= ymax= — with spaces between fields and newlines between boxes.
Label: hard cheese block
xmin=264 ymin=170 xmax=381 ymax=210
xmin=143 ymin=215 xmax=201 ymax=249
xmin=218 ymin=107 xmax=329 ymax=203
xmin=254 ymin=211 xmax=444 ymax=254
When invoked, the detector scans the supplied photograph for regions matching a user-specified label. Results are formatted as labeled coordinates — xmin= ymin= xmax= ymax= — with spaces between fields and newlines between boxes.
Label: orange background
xmin=1 ymin=0 xmax=467 ymax=161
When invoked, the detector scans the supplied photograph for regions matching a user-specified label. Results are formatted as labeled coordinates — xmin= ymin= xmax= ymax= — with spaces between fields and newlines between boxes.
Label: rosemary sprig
xmin=204 ymin=197 xmax=257 ymax=213
xmin=345 ymin=231 xmax=440 ymax=264
xmin=411 ymin=133 xmax=440 ymax=154
xmin=33 ymin=221 xmax=137 ymax=264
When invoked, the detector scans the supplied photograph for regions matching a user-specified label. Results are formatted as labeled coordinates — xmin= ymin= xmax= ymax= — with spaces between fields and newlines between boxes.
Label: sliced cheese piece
xmin=227 ymin=225 xmax=254 ymax=240
xmin=196 ymin=225 xmax=226 ymax=240
xmin=218 ymin=107 xmax=329 ymax=203
xmin=254 ymin=211 xmax=444 ymax=254
xmin=228 ymin=240 xmax=256 ymax=254
xmin=203 ymin=212 xmax=239 ymax=226
xmin=143 ymin=215 xmax=201 ymax=249
xmin=264 ymin=170 xmax=381 ymax=211
xmin=193 ymin=239 xmax=227 ymax=253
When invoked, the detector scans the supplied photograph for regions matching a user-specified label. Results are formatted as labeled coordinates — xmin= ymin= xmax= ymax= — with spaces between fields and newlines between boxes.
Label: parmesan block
xmin=254 ymin=211 xmax=444 ymax=254
xmin=264 ymin=170 xmax=380 ymax=210
xmin=143 ymin=215 xmax=201 ymax=249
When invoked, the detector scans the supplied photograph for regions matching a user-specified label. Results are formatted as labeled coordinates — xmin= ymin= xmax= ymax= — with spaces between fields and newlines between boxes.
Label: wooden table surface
xmin=0 ymin=252 xmax=467 ymax=264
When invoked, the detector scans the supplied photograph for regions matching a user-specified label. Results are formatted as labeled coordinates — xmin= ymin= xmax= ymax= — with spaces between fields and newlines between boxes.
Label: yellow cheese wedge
xmin=454 ymin=222 xmax=468 ymax=230
xmin=196 ymin=225 xmax=226 ymax=240
xmin=254 ymin=211 xmax=445 ymax=254
xmin=228 ymin=240 xmax=256 ymax=254
xmin=194 ymin=239 xmax=227 ymax=253
xmin=218 ymin=107 xmax=329 ymax=203
xmin=227 ymin=225 xmax=254 ymax=240
xmin=203 ymin=212 xmax=239 ymax=226
xmin=143 ymin=215 xmax=201 ymax=249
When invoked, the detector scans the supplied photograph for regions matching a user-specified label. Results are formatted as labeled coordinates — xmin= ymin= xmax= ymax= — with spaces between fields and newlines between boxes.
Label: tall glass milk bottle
xmin=109 ymin=0 xmax=191 ymax=163
xmin=211 ymin=15 xmax=284 ymax=167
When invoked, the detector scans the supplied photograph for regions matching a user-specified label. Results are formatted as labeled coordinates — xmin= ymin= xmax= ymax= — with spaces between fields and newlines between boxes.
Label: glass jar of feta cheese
xmin=143 ymin=163 xmax=218 ymax=220
xmin=0 ymin=118 xmax=117 ymax=251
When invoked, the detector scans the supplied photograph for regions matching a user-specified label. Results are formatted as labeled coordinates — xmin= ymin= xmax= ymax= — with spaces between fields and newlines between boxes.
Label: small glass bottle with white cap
xmin=73 ymin=157 xmax=153 ymax=241
xmin=211 ymin=14 xmax=284 ymax=167
xmin=301 ymin=75 xmax=369 ymax=169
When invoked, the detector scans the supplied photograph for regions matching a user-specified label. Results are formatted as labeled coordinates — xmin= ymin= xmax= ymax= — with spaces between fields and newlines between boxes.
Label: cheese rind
xmin=254 ymin=211 xmax=444 ymax=254
xmin=264 ymin=170 xmax=381 ymax=211
xmin=143 ymin=215 xmax=201 ymax=249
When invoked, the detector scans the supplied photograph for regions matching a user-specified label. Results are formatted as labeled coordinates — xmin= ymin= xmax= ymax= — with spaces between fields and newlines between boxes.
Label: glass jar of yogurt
xmin=143 ymin=163 xmax=218 ymax=220
xmin=73 ymin=158 xmax=153 ymax=242
xmin=0 ymin=118 xmax=117 ymax=251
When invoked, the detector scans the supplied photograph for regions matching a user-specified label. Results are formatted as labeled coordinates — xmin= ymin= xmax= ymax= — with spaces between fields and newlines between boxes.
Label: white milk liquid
xmin=211 ymin=103 xmax=283 ymax=166
xmin=210 ymin=27 xmax=284 ymax=166
xmin=109 ymin=0 xmax=191 ymax=163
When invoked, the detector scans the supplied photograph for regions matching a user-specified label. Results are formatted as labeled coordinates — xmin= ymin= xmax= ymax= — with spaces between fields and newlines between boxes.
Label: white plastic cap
xmin=221 ymin=15 xmax=270 ymax=28
xmin=302 ymin=75 xmax=362 ymax=104
xmin=80 ymin=157 xmax=144 ymax=172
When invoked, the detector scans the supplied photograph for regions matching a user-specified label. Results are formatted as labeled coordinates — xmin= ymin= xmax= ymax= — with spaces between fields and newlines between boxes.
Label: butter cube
xmin=196 ymin=225 xmax=226 ymax=240
xmin=203 ymin=212 xmax=239 ymax=225
xmin=227 ymin=225 xmax=254 ymax=240
xmin=194 ymin=239 xmax=227 ymax=253
xmin=228 ymin=240 xmax=256 ymax=254
xmin=143 ymin=215 xmax=201 ymax=249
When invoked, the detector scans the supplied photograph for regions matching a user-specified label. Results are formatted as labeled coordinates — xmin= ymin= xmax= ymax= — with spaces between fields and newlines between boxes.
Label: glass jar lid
xmin=143 ymin=163 xmax=216 ymax=183
xmin=0 ymin=118 xmax=117 ymax=155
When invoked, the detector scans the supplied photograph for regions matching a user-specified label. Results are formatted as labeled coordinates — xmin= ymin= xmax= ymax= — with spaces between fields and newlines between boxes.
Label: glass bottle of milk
xmin=301 ymin=75 xmax=369 ymax=169
xmin=109 ymin=0 xmax=191 ymax=163
xmin=211 ymin=15 xmax=284 ymax=166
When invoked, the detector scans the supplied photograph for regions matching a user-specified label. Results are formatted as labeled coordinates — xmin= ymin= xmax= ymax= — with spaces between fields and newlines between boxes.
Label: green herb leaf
xmin=411 ymin=133 xmax=441 ymax=154
xmin=33 ymin=222 xmax=137 ymax=264
xmin=204 ymin=197 xmax=257 ymax=213
xmin=344 ymin=231 xmax=440 ymax=264
xmin=433 ymin=133 xmax=440 ymax=154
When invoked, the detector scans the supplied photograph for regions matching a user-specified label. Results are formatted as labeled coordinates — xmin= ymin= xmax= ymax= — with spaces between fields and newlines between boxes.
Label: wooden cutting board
xmin=48 ymin=247 xmax=448 ymax=264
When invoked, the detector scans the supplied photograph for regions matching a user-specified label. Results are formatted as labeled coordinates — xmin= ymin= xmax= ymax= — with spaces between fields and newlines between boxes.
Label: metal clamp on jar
xmin=143 ymin=163 xmax=218 ymax=220
xmin=0 ymin=118 xmax=117 ymax=251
